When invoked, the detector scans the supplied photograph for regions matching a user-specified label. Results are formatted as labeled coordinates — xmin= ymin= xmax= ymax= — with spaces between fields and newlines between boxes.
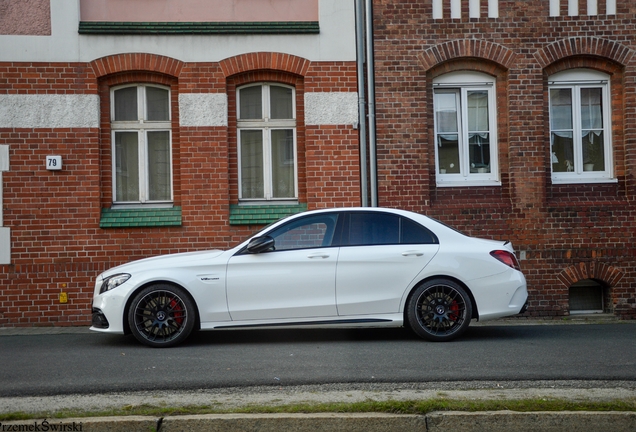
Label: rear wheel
xmin=406 ymin=279 xmax=472 ymax=342
xmin=128 ymin=284 xmax=196 ymax=348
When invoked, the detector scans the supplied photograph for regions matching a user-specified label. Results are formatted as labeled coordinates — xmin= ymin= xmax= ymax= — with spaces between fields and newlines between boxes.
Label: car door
xmin=335 ymin=212 xmax=440 ymax=316
xmin=226 ymin=212 xmax=340 ymax=321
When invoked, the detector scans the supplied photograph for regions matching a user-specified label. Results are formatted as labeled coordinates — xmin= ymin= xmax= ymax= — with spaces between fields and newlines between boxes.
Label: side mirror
xmin=246 ymin=235 xmax=275 ymax=254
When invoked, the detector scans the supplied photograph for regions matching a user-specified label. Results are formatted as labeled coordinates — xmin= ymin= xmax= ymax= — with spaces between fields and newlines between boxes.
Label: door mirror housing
xmin=246 ymin=236 xmax=275 ymax=254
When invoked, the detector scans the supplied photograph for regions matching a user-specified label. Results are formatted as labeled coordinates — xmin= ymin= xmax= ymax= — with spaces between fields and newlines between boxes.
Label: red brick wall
xmin=0 ymin=52 xmax=359 ymax=326
xmin=371 ymin=0 xmax=636 ymax=319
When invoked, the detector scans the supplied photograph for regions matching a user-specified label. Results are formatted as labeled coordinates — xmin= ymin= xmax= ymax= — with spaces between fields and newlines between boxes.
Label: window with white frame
xmin=237 ymin=83 xmax=297 ymax=201
xmin=549 ymin=0 xmax=616 ymax=16
xmin=111 ymin=84 xmax=173 ymax=204
xmin=433 ymin=72 xmax=499 ymax=186
xmin=433 ymin=0 xmax=499 ymax=19
xmin=549 ymin=69 xmax=613 ymax=183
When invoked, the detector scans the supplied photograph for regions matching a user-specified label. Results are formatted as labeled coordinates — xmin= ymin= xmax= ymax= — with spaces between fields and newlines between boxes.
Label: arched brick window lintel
xmin=557 ymin=262 xmax=624 ymax=288
xmin=418 ymin=39 xmax=516 ymax=72
xmin=219 ymin=52 xmax=310 ymax=78
xmin=90 ymin=53 xmax=184 ymax=78
xmin=535 ymin=37 xmax=634 ymax=69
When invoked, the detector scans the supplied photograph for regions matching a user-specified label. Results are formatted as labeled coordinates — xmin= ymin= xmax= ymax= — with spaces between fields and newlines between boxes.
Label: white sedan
xmin=91 ymin=207 xmax=528 ymax=347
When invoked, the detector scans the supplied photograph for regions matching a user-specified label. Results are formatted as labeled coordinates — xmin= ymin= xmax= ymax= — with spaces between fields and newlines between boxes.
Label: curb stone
xmin=1 ymin=412 xmax=635 ymax=432
xmin=425 ymin=411 xmax=636 ymax=432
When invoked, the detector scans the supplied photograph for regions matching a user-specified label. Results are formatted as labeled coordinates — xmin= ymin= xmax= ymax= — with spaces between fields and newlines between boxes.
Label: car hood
xmin=101 ymin=249 xmax=226 ymax=277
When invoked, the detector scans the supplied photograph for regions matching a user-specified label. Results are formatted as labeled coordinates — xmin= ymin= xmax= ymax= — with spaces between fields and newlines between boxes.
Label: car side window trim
xmin=238 ymin=212 xmax=342 ymax=254
xmin=338 ymin=212 xmax=439 ymax=247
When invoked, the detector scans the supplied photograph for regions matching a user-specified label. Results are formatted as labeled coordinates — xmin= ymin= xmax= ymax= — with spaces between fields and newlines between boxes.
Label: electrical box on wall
xmin=46 ymin=155 xmax=62 ymax=171
xmin=0 ymin=227 xmax=9 ymax=265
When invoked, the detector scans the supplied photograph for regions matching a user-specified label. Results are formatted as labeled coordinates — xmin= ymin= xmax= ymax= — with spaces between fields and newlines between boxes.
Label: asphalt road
xmin=1 ymin=322 xmax=635 ymax=397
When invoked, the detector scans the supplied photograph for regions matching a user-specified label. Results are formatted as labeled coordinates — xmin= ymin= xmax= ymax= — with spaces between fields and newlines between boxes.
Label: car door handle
xmin=401 ymin=250 xmax=424 ymax=257
xmin=307 ymin=253 xmax=330 ymax=259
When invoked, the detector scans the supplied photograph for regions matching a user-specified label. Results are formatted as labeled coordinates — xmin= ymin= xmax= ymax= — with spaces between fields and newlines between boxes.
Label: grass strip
xmin=2 ymin=397 xmax=635 ymax=421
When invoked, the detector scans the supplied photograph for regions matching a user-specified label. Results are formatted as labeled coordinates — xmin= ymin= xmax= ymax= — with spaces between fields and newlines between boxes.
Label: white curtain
xmin=147 ymin=131 xmax=171 ymax=201
xmin=270 ymin=129 xmax=294 ymax=198
xmin=114 ymin=87 xmax=137 ymax=121
xmin=115 ymin=132 xmax=139 ymax=201
xmin=240 ymin=130 xmax=264 ymax=199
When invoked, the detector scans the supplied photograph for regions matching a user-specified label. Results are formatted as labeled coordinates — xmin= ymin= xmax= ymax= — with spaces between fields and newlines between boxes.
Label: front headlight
xmin=99 ymin=273 xmax=131 ymax=294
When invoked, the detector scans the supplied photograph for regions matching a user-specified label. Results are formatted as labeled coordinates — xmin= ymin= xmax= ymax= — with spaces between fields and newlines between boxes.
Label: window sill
xmin=436 ymin=178 xmax=501 ymax=188
xmin=100 ymin=207 xmax=182 ymax=228
xmin=551 ymin=177 xmax=618 ymax=185
xmin=229 ymin=203 xmax=307 ymax=225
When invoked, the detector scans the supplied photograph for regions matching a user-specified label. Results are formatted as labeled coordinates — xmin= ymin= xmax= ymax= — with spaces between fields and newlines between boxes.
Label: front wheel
xmin=128 ymin=284 xmax=196 ymax=348
xmin=406 ymin=279 xmax=472 ymax=342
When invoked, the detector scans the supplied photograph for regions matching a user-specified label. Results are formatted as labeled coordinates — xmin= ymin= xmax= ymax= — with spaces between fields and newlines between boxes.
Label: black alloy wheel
xmin=406 ymin=278 xmax=472 ymax=342
xmin=128 ymin=284 xmax=196 ymax=348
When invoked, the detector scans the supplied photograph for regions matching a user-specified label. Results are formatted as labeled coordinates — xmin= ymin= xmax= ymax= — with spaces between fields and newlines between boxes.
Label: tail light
xmin=490 ymin=250 xmax=521 ymax=271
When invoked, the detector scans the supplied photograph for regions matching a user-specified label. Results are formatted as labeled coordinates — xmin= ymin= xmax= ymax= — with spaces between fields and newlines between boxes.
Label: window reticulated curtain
xmin=114 ymin=87 xmax=138 ymax=121
xmin=115 ymin=132 xmax=139 ymax=201
xmin=435 ymin=91 xmax=460 ymax=173
xmin=551 ymin=86 xmax=606 ymax=173
xmin=550 ymin=88 xmax=574 ymax=172
xmin=467 ymin=91 xmax=490 ymax=172
xmin=271 ymin=129 xmax=294 ymax=198
xmin=147 ymin=131 xmax=171 ymax=200
xmin=239 ymin=86 xmax=262 ymax=120
xmin=240 ymin=130 xmax=264 ymax=199
xmin=146 ymin=87 xmax=169 ymax=121
xmin=580 ymin=87 xmax=604 ymax=171
xmin=270 ymin=86 xmax=293 ymax=119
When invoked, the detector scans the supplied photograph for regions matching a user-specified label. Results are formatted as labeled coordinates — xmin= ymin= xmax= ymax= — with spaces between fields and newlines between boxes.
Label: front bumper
xmin=89 ymin=285 xmax=129 ymax=334
xmin=91 ymin=308 xmax=109 ymax=329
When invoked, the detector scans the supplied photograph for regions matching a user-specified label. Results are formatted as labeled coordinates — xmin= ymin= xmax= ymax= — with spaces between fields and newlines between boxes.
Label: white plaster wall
xmin=0 ymin=0 xmax=355 ymax=63
xmin=179 ymin=94 xmax=228 ymax=127
xmin=179 ymin=92 xmax=357 ymax=127
xmin=305 ymin=92 xmax=358 ymax=125
xmin=0 ymin=95 xmax=100 ymax=128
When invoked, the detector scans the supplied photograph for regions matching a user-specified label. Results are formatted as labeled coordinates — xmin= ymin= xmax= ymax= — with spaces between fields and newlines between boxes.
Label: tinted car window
xmin=401 ymin=217 xmax=438 ymax=244
xmin=345 ymin=213 xmax=438 ymax=246
xmin=268 ymin=214 xmax=339 ymax=251
xmin=347 ymin=213 xmax=400 ymax=245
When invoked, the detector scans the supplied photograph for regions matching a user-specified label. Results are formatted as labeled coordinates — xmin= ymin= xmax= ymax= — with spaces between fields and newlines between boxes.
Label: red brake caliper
xmin=449 ymin=301 xmax=460 ymax=321
xmin=169 ymin=299 xmax=184 ymax=325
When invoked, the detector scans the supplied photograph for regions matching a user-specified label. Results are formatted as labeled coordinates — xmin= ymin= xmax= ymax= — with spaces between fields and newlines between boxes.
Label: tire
xmin=128 ymin=284 xmax=196 ymax=348
xmin=406 ymin=278 xmax=472 ymax=342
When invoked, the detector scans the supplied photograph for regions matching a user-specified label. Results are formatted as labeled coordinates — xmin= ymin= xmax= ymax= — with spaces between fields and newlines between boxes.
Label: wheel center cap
xmin=435 ymin=305 xmax=446 ymax=315
xmin=156 ymin=311 xmax=167 ymax=321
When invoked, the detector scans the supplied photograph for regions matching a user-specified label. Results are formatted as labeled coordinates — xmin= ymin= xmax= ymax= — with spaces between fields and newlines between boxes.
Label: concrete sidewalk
xmin=1 ymin=382 xmax=634 ymax=431
xmin=1 ymin=411 xmax=635 ymax=432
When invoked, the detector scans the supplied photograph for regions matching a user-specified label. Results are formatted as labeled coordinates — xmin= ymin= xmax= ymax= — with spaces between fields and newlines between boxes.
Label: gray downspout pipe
xmin=365 ymin=0 xmax=378 ymax=207
xmin=355 ymin=0 xmax=368 ymax=207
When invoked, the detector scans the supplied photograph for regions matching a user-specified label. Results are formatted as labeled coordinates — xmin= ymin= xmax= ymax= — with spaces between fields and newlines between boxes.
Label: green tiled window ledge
xmin=229 ymin=204 xmax=307 ymax=225
xmin=79 ymin=21 xmax=319 ymax=35
xmin=100 ymin=207 xmax=182 ymax=228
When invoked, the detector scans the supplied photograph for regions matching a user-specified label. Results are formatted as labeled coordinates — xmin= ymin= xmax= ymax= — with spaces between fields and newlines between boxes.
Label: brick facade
xmin=0 ymin=50 xmax=359 ymax=326
xmin=371 ymin=0 xmax=636 ymax=319
xmin=1 ymin=0 xmax=634 ymax=327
